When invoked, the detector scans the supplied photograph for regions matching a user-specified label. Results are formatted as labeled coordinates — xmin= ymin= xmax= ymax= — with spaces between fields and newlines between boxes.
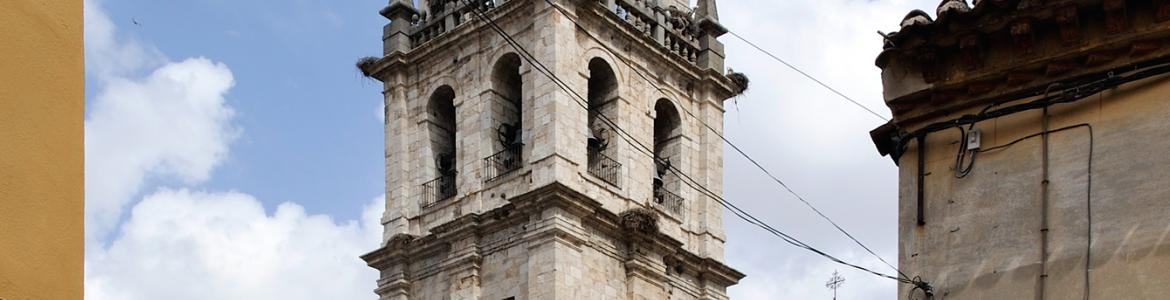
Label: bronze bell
xmin=436 ymin=153 xmax=456 ymax=175
xmin=587 ymin=129 xmax=608 ymax=151
xmin=653 ymin=158 xmax=671 ymax=188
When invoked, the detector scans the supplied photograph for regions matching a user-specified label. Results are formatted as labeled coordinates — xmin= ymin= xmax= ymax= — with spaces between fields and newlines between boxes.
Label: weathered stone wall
xmin=364 ymin=186 xmax=738 ymax=300
xmin=897 ymin=74 xmax=1170 ymax=299
xmin=380 ymin=0 xmax=728 ymax=261
xmin=369 ymin=0 xmax=741 ymax=298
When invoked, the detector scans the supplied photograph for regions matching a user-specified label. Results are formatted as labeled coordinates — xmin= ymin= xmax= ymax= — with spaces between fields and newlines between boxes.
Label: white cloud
xmin=377 ymin=99 xmax=386 ymax=123
xmin=83 ymin=0 xmax=165 ymax=80
xmin=83 ymin=0 xmax=949 ymax=299
xmin=84 ymin=1 xmax=384 ymax=299
xmin=718 ymin=1 xmax=937 ymax=299
xmin=84 ymin=0 xmax=241 ymax=241
xmin=86 ymin=191 xmax=383 ymax=300
xmin=84 ymin=57 xmax=239 ymax=241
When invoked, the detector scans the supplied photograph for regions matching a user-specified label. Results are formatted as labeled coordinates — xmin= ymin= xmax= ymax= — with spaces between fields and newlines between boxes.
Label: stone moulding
xmin=364 ymin=0 xmax=742 ymax=104
xmin=361 ymin=183 xmax=743 ymax=299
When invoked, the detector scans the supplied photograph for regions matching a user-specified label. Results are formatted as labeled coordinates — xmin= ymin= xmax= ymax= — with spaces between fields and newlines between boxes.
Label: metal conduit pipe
xmin=883 ymin=57 xmax=1170 ymax=300
xmin=1038 ymin=103 xmax=1052 ymax=300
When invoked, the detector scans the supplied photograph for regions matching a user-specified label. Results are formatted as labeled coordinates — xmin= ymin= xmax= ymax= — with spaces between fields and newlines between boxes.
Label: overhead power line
xmin=538 ymin=1 xmax=907 ymax=282
xmin=456 ymin=0 xmax=919 ymax=288
xmin=725 ymin=30 xmax=891 ymax=122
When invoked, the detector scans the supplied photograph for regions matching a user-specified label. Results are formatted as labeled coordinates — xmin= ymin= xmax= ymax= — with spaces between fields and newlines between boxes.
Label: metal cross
xmin=825 ymin=270 xmax=846 ymax=300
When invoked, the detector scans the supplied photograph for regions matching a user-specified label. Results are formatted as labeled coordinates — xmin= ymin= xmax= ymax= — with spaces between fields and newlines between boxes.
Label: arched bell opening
xmin=652 ymin=98 xmax=684 ymax=216
xmin=422 ymin=85 xmax=457 ymax=208
xmin=485 ymin=53 xmax=525 ymax=181
xmin=586 ymin=58 xmax=621 ymax=187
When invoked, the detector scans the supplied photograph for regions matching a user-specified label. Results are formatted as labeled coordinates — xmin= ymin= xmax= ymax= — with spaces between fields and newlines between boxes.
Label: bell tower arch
xmin=363 ymin=0 xmax=743 ymax=299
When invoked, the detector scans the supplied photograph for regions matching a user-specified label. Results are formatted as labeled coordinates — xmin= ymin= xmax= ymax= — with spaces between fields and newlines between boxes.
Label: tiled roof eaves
xmin=879 ymin=0 xmax=1096 ymax=67
xmin=875 ymin=0 xmax=1170 ymax=122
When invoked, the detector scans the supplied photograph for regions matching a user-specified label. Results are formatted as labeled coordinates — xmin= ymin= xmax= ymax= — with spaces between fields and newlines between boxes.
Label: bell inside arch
xmin=497 ymin=123 xmax=523 ymax=148
xmin=653 ymin=158 xmax=671 ymax=188
xmin=587 ymin=128 xmax=608 ymax=151
xmin=436 ymin=153 xmax=456 ymax=175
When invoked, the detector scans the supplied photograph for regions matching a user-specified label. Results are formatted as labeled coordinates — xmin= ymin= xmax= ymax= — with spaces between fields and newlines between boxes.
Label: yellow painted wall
xmin=0 ymin=0 xmax=84 ymax=299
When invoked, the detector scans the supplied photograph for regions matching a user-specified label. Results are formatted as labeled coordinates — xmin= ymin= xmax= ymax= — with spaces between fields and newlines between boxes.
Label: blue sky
xmin=84 ymin=0 xmax=941 ymax=299
xmin=86 ymin=0 xmax=386 ymax=221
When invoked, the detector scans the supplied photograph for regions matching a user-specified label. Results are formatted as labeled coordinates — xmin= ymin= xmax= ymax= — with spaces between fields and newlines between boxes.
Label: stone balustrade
xmin=608 ymin=0 xmax=701 ymax=64
xmin=406 ymin=0 xmax=504 ymax=48
xmin=386 ymin=0 xmax=711 ymax=67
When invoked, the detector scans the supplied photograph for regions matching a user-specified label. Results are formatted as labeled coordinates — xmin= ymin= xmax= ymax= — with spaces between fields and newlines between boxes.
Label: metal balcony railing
xmin=483 ymin=146 xmax=522 ymax=182
xmin=421 ymin=173 xmax=457 ymax=209
xmin=588 ymin=150 xmax=622 ymax=188
xmin=653 ymin=187 xmax=684 ymax=217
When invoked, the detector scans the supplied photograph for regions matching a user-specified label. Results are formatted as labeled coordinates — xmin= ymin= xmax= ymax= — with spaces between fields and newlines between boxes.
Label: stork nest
xmin=619 ymin=208 xmax=660 ymax=235
xmin=727 ymin=70 xmax=750 ymax=96
xmin=386 ymin=233 xmax=416 ymax=250
xmin=356 ymin=56 xmax=379 ymax=78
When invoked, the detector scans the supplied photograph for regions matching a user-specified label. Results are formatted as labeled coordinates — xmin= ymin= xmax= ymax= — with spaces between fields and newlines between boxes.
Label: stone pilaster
xmin=625 ymin=249 xmax=668 ymax=300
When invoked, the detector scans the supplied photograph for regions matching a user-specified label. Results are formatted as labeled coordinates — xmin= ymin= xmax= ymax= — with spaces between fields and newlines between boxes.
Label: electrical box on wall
xmin=967 ymin=130 xmax=982 ymax=150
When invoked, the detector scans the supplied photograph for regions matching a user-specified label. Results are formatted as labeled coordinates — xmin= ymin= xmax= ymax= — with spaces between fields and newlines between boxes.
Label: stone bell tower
xmin=361 ymin=0 xmax=744 ymax=299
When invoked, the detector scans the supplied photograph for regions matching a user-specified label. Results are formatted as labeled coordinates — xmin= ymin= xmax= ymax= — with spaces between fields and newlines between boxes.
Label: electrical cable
xmin=941 ymin=82 xmax=1100 ymax=299
xmin=892 ymin=61 xmax=1170 ymax=155
xmin=953 ymin=126 xmax=977 ymax=178
xmin=974 ymin=123 xmax=1094 ymax=300
xmin=725 ymin=30 xmax=890 ymax=122
xmin=539 ymin=1 xmax=910 ymax=282
xmin=883 ymin=63 xmax=1155 ymax=299
xmin=455 ymin=0 xmax=923 ymax=288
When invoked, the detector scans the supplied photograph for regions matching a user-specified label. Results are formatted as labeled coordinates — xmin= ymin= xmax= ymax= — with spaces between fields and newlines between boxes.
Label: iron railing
xmin=653 ymin=187 xmax=684 ymax=217
xmin=421 ymin=173 xmax=457 ymax=209
xmin=483 ymin=146 xmax=522 ymax=182
xmin=588 ymin=150 xmax=622 ymax=188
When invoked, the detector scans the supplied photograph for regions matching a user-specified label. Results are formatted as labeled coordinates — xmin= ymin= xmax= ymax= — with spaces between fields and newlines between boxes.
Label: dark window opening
xmin=422 ymin=86 xmax=458 ymax=208
xmin=485 ymin=53 xmax=524 ymax=182
xmin=653 ymin=99 xmax=683 ymax=216
xmin=587 ymin=58 xmax=621 ymax=187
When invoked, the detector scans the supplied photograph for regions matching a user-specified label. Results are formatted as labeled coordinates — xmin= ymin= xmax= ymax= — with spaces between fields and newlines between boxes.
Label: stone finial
xmin=695 ymin=0 xmax=718 ymax=22
xmin=693 ymin=0 xmax=727 ymax=72
xmin=381 ymin=0 xmax=419 ymax=55
xmin=901 ymin=10 xmax=933 ymax=28
xmin=937 ymin=0 xmax=970 ymax=19
xmin=380 ymin=0 xmax=418 ymax=20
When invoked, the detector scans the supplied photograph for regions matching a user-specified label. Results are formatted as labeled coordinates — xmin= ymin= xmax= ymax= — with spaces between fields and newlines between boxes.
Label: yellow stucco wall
xmin=0 ymin=0 xmax=84 ymax=299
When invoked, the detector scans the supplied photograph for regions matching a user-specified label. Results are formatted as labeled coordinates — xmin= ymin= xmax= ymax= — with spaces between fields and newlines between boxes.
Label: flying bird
xmin=132 ymin=18 xmax=141 ymax=27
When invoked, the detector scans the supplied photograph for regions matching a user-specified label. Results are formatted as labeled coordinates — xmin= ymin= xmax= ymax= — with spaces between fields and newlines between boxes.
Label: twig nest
xmin=357 ymin=56 xmax=380 ymax=78
xmin=620 ymin=208 xmax=660 ymax=235
xmin=727 ymin=70 xmax=750 ymax=96
xmin=386 ymin=233 xmax=416 ymax=249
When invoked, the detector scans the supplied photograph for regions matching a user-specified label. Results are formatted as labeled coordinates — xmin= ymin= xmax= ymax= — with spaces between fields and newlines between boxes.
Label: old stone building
xmin=872 ymin=0 xmax=1170 ymax=299
xmin=360 ymin=0 xmax=744 ymax=299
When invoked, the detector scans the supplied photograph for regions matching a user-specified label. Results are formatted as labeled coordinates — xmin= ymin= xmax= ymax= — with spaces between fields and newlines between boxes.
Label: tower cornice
xmin=366 ymin=0 xmax=741 ymax=102
xmin=362 ymin=183 xmax=745 ymax=292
